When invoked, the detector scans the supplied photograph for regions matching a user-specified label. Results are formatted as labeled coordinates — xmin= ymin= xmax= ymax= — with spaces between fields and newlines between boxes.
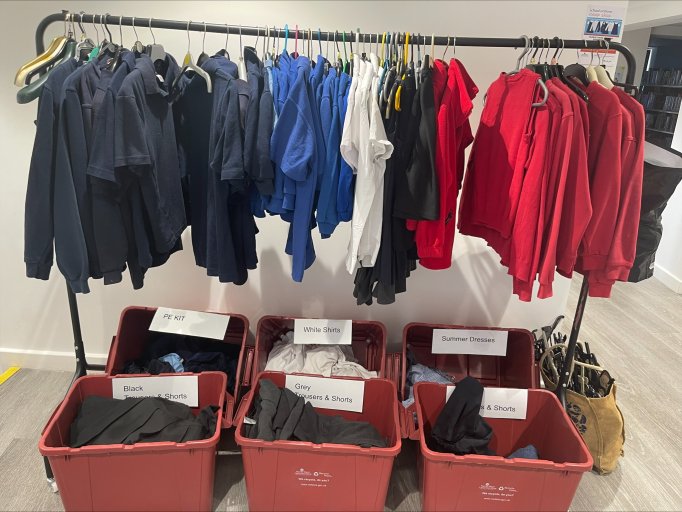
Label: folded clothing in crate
xmin=403 ymin=349 xmax=456 ymax=407
xmin=124 ymin=333 xmax=241 ymax=388
xmin=428 ymin=376 xmax=540 ymax=459
xmin=244 ymin=379 xmax=387 ymax=447
xmin=430 ymin=376 xmax=494 ymax=456
xmin=70 ymin=395 xmax=218 ymax=447
xmin=264 ymin=330 xmax=377 ymax=378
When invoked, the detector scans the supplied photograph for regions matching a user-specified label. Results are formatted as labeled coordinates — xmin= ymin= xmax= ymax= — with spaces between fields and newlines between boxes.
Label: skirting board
xmin=654 ymin=263 xmax=682 ymax=294
xmin=0 ymin=348 xmax=107 ymax=372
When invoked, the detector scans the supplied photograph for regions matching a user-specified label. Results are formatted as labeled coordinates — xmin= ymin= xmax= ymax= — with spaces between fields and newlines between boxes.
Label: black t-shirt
xmin=394 ymin=57 xmax=439 ymax=221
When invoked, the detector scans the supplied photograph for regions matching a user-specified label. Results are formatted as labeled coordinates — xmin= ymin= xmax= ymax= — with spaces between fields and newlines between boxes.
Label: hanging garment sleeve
xmin=24 ymin=86 xmax=58 ymax=280
xmin=53 ymin=100 xmax=91 ymax=293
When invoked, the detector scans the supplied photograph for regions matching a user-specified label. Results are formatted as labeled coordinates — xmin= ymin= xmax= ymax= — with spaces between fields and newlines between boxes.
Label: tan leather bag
xmin=566 ymin=385 xmax=625 ymax=474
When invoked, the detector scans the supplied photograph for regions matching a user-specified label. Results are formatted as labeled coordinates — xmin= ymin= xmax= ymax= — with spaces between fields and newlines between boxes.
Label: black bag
xmin=629 ymin=145 xmax=682 ymax=282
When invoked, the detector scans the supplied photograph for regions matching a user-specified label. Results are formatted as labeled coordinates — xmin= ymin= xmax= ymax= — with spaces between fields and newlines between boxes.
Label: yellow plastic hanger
xmin=395 ymin=32 xmax=410 ymax=112
xmin=379 ymin=32 xmax=386 ymax=67
xmin=15 ymin=13 xmax=70 ymax=86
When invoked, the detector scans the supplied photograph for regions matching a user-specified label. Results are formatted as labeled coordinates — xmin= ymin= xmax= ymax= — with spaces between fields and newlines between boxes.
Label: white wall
xmin=0 ymin=1 xmax=625 ymax=371
xmin=626 ymin=0 xmax=682 ymax=29
xmin=656 ymin=182 xmax=682 ymax=293
xmin=617 ymin=27 xmax=651 ymax=84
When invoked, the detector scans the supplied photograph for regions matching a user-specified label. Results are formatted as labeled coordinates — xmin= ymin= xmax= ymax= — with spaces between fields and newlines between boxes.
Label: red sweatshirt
xmin=521 ymin=80 xmax=576 ymax=300
xmin=416 ymin=59 xmax=477 ymax=270
xmin=458 ymin=69 xmax=541 ymax=247
xmin=511 ymin=90 xmax=565 ymax=301
xmin=574 ymin=82 xmax=623 ymax=274
xmin=588 ymin=88 xmax=645 ymax=297
xmin=555 ymin=84 xmax=592 ymax=280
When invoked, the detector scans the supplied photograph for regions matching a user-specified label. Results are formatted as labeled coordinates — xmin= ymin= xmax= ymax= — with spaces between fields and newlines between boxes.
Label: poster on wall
xmin=579 ymin=4 xmax=627 ymax=74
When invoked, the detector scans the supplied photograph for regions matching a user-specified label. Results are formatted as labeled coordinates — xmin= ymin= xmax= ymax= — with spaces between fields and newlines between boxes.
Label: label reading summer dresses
xmin=293 ymin=319 xmax=353 ymax=345
xmin=112 ymin=376 xmax=199 ymax=407
xmin=148 ymin=307 xmax=230 ymax=340
xmin=446 ymin=386 xmax=528 ymax=419
xmin=285 ymin=374 xmax=364 ymax=412
xmin=432 ymin=329 xmax=508 ymax=356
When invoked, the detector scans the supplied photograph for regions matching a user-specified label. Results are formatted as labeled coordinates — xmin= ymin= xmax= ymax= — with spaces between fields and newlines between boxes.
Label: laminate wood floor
xmin=0 ymin=277 xmax=680 ymax=511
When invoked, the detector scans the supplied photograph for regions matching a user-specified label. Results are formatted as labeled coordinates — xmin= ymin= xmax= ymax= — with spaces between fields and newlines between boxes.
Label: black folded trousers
xmin=70 ymin=395 xmax=217 ymax=447
xmin=246 ymin=379 xmax=387 ymax=448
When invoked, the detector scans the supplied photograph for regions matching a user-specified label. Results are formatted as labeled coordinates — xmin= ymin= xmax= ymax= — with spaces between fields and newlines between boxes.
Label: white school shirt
xmin=340 ymin=54 xmax=361 ymax=172
xmin=345 ymin=54 xmax=394 ymax=273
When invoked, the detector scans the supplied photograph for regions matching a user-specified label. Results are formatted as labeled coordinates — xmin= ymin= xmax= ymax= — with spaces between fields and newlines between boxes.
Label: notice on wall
xmin=112 ymin=376 xmax=199 ymax=407
xmin=446 ymin=386 xmax=528 ymax=420
xmin=579 ymin=4 xmax=627 ymax=74
xmin=294 ymin=318 xmax=353 ymax=345
xmin=285 ymin=374 xmax=364 ymax=412
xmin=432 ymin=329 xmax=508 ymax=356
xmin=148 ymin=307 xmax=230 ymax=340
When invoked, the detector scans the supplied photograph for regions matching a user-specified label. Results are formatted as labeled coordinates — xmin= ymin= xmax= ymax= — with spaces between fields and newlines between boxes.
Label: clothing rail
xmin=33 ymin=11 xmax=637 ymax=412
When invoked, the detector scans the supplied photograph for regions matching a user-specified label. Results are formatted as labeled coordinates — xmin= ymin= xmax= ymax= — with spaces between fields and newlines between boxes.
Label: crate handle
xmin=241 ymin=346 xmax=255 ymax=387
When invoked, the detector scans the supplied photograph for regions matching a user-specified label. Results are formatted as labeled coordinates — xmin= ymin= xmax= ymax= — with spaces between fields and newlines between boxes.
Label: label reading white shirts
xmin=148 ymin=307 xmax=230 ymax=340
xmin=432 ymin=329 xmax=508 ymax=356
xmin=294 ymin=319 xmax=353 ymax=345
xmin=285 ymin=374 xmax=364 ymax=412
xmin=112 ymin=376 xmax=199 ymax=407
xmin=446 ymin=386 xmax=528 ymax=420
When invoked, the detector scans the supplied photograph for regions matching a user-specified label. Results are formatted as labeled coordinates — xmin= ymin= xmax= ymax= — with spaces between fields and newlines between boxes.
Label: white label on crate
xmin=295 ymin=467 xmax=334 ymax=489
xmin=432 ymin=329 xmax=508 ymax=356
xmin=148 ymin=307 xmax=230 ymax=340
xmin=285 ymin=375 xmax=364 ymax=412
xmin=293 ymin=318 xmax=352 ymax=345
xmin=112 ymin=376 xmax=198 ymax=407
xmin=479 ymin=482 xmax=519 ymax=502
xmin=446 ymin=386 xmax=527 ymax=420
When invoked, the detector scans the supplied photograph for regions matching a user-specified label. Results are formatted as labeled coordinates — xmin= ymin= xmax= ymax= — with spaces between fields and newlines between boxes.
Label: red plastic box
xmin=250 ymin=316 xmax=387 ymax=384
xmin=39 ymin=372 xmax=227 ymax=512
xmin=235 ymin=371 xmax=401 ymax=511
xmin=415 ymin=383 xmax=592 ymax=512
xmin=106 ymin=306 xmax=249 ymax=427
xmin=392 ymin=323 xmax=538 ymax=439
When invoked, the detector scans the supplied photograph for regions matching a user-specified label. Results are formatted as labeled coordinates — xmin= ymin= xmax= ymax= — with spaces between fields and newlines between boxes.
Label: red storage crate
xmin=251 ymin=316 xmax=387 ymax=383
xmin=39 ymin=372 xmax=227 ymax=512
xmin=396 ymin=323 xmax=538 ymax=439
xmin=414 ymin=383 xmax=592 ymax=512
xmin=105 ymin=306 xmax=249 ymax=427
xmin=235 ymin=371 xmax=401 ymax=511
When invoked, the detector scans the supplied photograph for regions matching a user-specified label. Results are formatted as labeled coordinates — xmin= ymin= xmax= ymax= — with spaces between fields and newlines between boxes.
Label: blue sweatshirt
xmin=271 ymin=56 xmax=317 ymax=282
xmin=336 ymin=72 xmax=354 ymax=222
xmin=267 ymin=52 xmax=292 ymax=216
xmin=317 ymin=72 xmax=341 ymax=237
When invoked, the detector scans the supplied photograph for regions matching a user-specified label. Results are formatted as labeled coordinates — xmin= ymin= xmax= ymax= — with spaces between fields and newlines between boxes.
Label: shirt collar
xmin=137 ymin=54 xmax=178 ymax=97
xmin=136 ymin=55 xmax=166 ymax=96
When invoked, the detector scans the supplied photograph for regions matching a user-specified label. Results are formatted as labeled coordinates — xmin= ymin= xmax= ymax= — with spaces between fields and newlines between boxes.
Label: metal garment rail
xmin=34 ymin=12 xmax=637 ymax=409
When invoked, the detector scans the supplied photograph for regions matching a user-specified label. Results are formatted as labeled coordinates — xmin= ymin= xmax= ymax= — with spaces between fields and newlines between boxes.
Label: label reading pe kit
xmin=148 ymin=307 xmax=230 ymax=340
xmin=293 ymin=318 xmax=353 ymax=345
xmin=446 ymin=386 xmax=528 ymax=420
xmin=432 ymin=329 xmax=508 ymax=356
xmin=112 ymin=376 xmax=198 ymax=407
xmin=285 ymin=374 xmax=364 ymax=412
